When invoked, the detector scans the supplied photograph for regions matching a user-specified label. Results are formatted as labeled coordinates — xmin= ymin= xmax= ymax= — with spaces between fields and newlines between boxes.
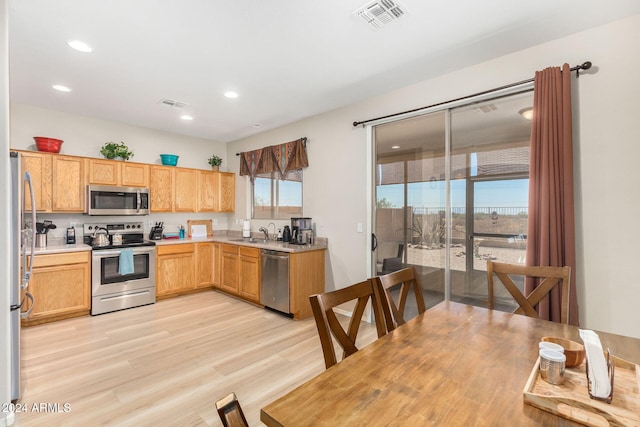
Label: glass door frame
xmin=367 ymin=81 xmax=534 ymax=302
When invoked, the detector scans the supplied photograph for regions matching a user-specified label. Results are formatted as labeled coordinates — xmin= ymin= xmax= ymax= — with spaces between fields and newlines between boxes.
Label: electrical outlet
xmin=147 ymin=220 xmax=153 ymax=228
xmin=213 ymin=219 xmax=218 ymax=225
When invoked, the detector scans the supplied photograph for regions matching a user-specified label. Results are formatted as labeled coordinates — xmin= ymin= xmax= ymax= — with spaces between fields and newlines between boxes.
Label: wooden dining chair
xmin=309 ymin=279 xmax=388 ymax=369
xmin=215 ymin=392 xmax=249 ymax=427
xmin=374 ymin=266 xmax=426 ymax=332
xmin=487 ymin=259 xmax=571 ymax=324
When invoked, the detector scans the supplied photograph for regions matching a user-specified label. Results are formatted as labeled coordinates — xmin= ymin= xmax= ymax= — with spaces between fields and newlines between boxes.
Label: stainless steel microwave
xmin=86 ymin=185 xmax=150 ymax=215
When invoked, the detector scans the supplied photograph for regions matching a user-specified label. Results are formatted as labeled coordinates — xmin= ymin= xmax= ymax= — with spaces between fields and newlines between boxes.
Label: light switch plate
xmin=357 ymin=223 xmax=363 ymax=233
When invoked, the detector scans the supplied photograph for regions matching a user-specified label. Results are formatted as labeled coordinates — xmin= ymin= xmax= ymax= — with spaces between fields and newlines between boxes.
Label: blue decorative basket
xmin=160 ymin=154 xmax=179 ymax=166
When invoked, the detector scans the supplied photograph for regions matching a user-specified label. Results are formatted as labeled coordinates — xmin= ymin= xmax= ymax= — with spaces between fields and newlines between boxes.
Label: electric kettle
xmin=282 ymin=225 xmax=292 ymax=242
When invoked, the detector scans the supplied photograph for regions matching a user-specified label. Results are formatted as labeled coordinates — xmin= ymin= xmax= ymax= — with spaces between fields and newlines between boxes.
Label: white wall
xmin=1 ymin=1 xmax=13 ymax=424
xmin=229 ymin=15 xmax=640 ymax=339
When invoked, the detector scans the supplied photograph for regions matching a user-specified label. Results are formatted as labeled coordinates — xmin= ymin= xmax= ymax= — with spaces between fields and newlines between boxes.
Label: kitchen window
xmin=252 ymin=169 xmax=303 ymax=219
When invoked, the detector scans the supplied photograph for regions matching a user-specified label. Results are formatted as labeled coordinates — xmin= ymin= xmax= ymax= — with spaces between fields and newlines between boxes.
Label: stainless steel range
xmin=84 ymin=221 xmax=156 ymax=315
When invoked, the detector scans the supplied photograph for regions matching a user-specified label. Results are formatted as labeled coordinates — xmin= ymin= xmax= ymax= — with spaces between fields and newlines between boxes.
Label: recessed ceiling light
xmin=67 ymin=40 xmax=93 ymax=53
xmin=224 ymin=91 xmax=239 ymax=99
xmin=391 ymin=145 xmax=400 ymax=149
xmin=519 ymin=107 xmax=533 ymax=120
xmin=253 ymin=123 xmax=262 ymax=128
xmin=180 ymin=115 xmax=194 ymax=121
xmin=52 ymin=84 xmax=71 ymax=92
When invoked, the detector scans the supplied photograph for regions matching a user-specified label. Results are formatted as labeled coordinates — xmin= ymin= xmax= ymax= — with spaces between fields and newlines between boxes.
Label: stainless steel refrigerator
xmin=9 ymin=151 xmax=36 ymax=402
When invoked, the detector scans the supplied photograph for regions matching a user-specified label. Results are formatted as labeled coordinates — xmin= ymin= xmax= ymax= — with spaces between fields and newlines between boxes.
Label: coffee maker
xmin=291 ymin=217 xmax=313 ymax=244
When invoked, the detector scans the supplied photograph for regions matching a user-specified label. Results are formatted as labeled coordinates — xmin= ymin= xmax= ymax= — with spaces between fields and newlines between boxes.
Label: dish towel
xmin=118 ymin=248 xmax=135 ymax=275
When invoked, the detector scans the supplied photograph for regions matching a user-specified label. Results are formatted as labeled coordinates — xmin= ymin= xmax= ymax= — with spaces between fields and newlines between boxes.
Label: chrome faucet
xmin=259 ymin=226 xmax=269 ymax=241
xmin=267 ymin=222 xmax=276 ymax=240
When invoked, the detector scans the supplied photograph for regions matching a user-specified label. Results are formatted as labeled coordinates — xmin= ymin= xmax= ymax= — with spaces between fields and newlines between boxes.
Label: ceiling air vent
xmin=159 ymin=99 xmax=187 ymax=109
xmin=355 ymin=0 xmax=406 ymax=30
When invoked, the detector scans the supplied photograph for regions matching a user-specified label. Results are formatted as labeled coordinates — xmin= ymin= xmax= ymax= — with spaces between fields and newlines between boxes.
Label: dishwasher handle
xmin=261 ymin=250 xmax=289 ymax=260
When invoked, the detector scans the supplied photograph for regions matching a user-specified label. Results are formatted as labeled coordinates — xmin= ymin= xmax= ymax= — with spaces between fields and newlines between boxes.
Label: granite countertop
xmin=28 ymin=242 xmax=92 ymax=255
xmin=153 ymin=235 xmax=328 ymax=253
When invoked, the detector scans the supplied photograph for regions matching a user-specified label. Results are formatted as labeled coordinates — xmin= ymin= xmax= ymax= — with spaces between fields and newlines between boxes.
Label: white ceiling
xmin=8 ymin=1 xmax=640 ymax=143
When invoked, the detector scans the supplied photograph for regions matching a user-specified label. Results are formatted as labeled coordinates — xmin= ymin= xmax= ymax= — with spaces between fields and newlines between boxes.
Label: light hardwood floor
xmin=16 ymin=291 xmax=378 ymax=426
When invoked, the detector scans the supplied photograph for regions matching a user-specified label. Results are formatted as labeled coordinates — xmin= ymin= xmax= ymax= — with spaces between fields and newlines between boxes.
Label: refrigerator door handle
xmin=22 ymin=171 xmax=36 ymax=290
xmin=19 ymin=292 xmax=35 ymax=319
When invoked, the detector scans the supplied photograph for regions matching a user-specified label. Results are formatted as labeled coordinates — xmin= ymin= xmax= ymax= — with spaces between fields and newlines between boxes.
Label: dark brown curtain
xmin=525 ymin=64 xmax=578 ymax=325
xmin=239 ymin=137 xmax=308 ymax=181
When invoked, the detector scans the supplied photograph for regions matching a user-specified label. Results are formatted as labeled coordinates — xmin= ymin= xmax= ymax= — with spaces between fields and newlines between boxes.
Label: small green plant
xmin=100 ymin=142 xmax=134 ymax=160
xmin=208 ymin=155 xmax=223 ymax=167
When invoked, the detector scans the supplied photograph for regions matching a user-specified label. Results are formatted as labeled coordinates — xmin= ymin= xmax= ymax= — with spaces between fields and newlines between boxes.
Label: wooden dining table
xmin=260 ymin=301 xmax=640 ymax=426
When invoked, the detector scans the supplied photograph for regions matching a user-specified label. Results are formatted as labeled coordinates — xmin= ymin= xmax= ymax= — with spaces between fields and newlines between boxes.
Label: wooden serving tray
xmin=187 ymin=219 xmax=213 ymax=238
xmin=523 ymin=356 xmax=640 ymax=426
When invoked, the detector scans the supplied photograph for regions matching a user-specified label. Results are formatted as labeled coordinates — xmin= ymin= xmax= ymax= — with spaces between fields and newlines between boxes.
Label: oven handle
xmin=93 ymin=247 xmax=156 ymax=257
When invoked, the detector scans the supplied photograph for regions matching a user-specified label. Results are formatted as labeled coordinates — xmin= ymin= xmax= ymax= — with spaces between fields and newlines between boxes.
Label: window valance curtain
xmin=239 ymin=137 xmax=308 ymax=182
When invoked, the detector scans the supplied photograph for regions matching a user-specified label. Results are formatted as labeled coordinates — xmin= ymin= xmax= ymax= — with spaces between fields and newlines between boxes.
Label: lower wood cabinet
xmin=220 ymin=244 xmax=239 ymax=295
xmin=239 ymin=246 xmax=260 ymax=303
xmin=22 ymin=251 xmax=91 ymax=326
xmin=195 ymin=242 xmax=214 ymax=288
xmin=156 ymin=243 xmax=196 ymax=298
xmin=290 ymin=249 xmax=326 ymax=320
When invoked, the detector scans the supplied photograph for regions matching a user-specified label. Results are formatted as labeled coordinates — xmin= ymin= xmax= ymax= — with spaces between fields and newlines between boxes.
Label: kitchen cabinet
xmin=217 ymin=172 xmax=235 ymax=212
xmin=195 ymin=242 xmax=215 ymax=288
xmin=156 ymin=243 xmax=196 ymax=298
xmin=174 ymin=168 xmax=198 ymax=212
xmin=289 ymin=249 xmax=326 ymax=320
xmin=87 ymin=158 xmax=149 ymax=187
xmin=239 ymin=246 xmax=260 ymax=303
xmin=22 ymin=251 xmax=91 ymax=326
xmin=20 ymin=151 xmax=51 ymax=211
xmin=150 ymin=165 xmax=174 ymax=212
xmin=220 ymin=244 xmax=239 ymax=295
xmin=150 ymin=166 xmax=200 ymax=213
xmin=18 ymin=151 xmax=85 ymax=213
xmin=197 ymin=170 xmax=235 ymax=213
xmin=51 ymin=155 xmax=85 ymax=211
xmin=212 ymin=242 xmax=221 ymax=287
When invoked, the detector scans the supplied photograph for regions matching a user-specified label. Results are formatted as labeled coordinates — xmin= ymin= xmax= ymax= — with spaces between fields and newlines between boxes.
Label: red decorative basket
xmin=33 ymin=137 xmax=63 ymax=153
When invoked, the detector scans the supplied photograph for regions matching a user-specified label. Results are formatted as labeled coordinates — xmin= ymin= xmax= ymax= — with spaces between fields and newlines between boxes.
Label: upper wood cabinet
xmin=174 ymin=168 xmax=198 ymax=212
xmin=87 ymin=158 xmax=149 ymax=187
xmin=217 ymin=172 xmax=236 ymax=212
xmin=21 ymin=151 xmax=51 ymax=212
xmin=20 ymin=151 xmax=84 ymax=213
xmin=15 ymin=150 xmax=235 ymax=214
xmin=150 ymin=165 xmax=174 ymax=212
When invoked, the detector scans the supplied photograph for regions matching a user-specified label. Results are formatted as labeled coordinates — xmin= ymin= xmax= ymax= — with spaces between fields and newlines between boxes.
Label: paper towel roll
xmin=242 ymin=220 xmax=251 ymax=237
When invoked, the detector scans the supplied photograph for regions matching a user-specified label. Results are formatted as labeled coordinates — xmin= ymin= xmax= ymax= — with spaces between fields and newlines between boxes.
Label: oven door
xmin=92 ymin=246 xmax=156 ymax=297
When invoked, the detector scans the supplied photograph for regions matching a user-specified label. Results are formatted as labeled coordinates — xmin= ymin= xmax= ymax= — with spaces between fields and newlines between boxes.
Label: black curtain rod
xmin=352 ymin=61 xmax=592 ymax=127
xmin=236 ymin=137 xmax=307 ymax=156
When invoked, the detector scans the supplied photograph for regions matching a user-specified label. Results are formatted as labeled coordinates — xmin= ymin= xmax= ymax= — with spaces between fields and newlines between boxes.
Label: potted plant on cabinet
xmin=100 ymin=141 xmax=134 ymax=160
xmin=208 ymin=155 xmax=222 ymax=171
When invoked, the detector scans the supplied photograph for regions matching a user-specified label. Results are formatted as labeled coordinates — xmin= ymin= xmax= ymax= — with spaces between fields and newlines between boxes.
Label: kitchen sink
xmin=229 ymin=238 xmax=268 ymax=243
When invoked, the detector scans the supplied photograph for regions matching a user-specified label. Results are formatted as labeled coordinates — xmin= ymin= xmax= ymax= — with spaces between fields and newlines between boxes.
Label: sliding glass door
xmin=373 ymin=91 xmax=533 ymax=312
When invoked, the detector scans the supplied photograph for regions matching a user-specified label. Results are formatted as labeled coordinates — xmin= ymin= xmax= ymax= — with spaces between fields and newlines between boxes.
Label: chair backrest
xmin=374 ymin=267 xmax=426 ymax=332
xmin=215 ymin=392 xmax=249 ymax=427
xmin=487 ymin=260 xmax=571 ymax=324
xmin=309 ymin=279 xmax=387 ymax=369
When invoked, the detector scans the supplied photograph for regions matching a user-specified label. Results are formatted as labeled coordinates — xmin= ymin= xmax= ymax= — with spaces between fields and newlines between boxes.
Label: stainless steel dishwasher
xmin=260 ymin=249 xmax=290 ymax=315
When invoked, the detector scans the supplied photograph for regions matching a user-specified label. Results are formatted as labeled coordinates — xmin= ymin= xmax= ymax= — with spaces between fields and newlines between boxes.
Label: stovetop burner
xmin=90 ymin=240 xmax=156 ymax=251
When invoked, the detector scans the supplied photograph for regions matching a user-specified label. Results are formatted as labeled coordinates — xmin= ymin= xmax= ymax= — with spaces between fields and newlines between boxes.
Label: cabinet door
xmin=20 ymin=151 xmax=52 ymax=211
xmin=239 ymin=246 xmax=260 ymax=302
xmin=220 ymin=244 xmax=239 ymax=294
xmin=195 ymin=242 xmax=214 ymax=288
xmin=156 ymin=244 xmax=196 ymax=297
xmin=174 ymin=168 xmax=198 ymax=212
xmin=212 ymin=242 xmax=221 ymax=287
xmin=88 ymin=159 xmax=120 ymax=185
xmin=197 ymin=170 xmax=218 ymax=212
xmin=150 ymin=166 xmax=174 ymax=212
xmin=23 ymin=252 xmax=91 ymax=324
xmin=51 ymin=156 xmax=85 ymax=212
xmin=121 ymin=162 xmax=150 ymax=187
xmin=217 ymin=172 xmax=235 ymax=212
